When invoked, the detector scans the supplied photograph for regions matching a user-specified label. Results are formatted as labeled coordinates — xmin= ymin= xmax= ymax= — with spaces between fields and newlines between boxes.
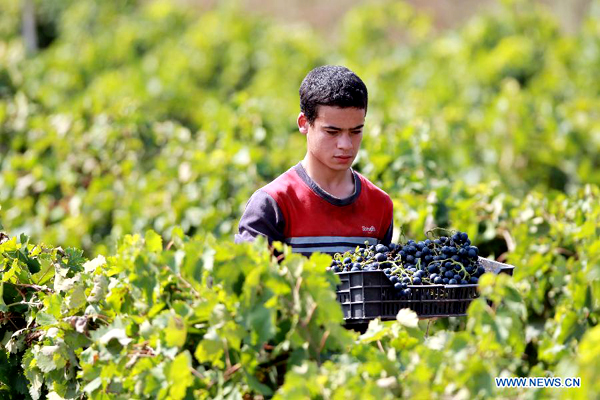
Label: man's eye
xmin=326 ymin=131 xmax=338 ymax=135
xmin=352 ymin=130 xmax=362 ymax=134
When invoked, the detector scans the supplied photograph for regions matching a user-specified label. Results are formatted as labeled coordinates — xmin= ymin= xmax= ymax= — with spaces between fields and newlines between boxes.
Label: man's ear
xmin=297 ymin=112 xmax=309 ymax=135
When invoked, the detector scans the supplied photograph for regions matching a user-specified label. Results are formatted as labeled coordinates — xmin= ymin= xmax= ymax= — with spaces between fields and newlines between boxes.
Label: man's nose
xmin=337 ymin=133 xmax=353 ymax=150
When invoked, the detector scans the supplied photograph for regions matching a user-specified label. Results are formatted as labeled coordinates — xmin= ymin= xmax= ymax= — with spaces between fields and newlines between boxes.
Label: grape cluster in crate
xmin=328 ymin=230 xmax=487 ymax=299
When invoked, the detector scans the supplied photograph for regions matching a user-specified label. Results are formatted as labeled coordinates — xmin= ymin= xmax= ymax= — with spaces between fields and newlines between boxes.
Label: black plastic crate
xmin=336 ymin=256 xmax=515 ymax=323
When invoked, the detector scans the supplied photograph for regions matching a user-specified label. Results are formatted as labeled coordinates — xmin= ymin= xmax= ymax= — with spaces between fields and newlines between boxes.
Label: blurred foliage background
xmin=1 ymin=1 xmax=600 ymax=398
xmin=0 ymin=0 xmax=598 ymax=258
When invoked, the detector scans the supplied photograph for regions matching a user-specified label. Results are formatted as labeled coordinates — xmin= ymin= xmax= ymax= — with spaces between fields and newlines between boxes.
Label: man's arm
xmin=235 ymin=189 xmax=286 ymax=245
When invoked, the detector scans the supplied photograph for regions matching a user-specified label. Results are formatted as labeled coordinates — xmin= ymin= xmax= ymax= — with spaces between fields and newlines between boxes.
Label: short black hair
xmin=299 ymin=65 xmax=368 ymax=125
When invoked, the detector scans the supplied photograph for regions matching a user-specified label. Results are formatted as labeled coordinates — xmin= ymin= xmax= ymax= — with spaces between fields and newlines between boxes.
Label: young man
xmin=235 ymin=65 xmax=393 ymax=255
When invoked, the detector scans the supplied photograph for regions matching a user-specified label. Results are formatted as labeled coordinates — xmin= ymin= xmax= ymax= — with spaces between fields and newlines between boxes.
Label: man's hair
xmin=299 ymin=65 xmax=368 ymax=125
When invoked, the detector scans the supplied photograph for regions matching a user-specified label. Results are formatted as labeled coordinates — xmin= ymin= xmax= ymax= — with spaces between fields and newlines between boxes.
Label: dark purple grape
xmin=375 ymin=244 xmax=389 ymax=253
xmin=449 ymin=279 xmax=458 ymax=285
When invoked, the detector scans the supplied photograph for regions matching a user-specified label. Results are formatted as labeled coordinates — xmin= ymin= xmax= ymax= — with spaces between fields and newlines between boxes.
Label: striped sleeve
xmin=235 ymin=189 xmax=286 ymax=245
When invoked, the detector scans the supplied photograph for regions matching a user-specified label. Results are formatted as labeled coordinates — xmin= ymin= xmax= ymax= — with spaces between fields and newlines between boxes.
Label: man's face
xmin=298 ymin=105 xmax=365 ymax=172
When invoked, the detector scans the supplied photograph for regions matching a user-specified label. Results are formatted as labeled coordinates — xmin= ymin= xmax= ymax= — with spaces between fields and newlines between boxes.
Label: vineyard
xmin=1 ymin=0 xmax=599 ymax=398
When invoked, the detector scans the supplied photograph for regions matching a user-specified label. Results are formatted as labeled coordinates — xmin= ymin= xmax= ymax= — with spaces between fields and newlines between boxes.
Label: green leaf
xmin=36 ymin=312 xmax=58 ymax=326
xmin=248 ymin=303 xmax=275 ymax=345
xmin=165 ymin=315 xmax=187 ymax=348
xmin=0 ymin=236 xmax=18 ymax=252
xmin=360 ymin=319 xmax=389 ymax=343
xmin=1 ymin=259 xmax=19 ymax=282
xmin=83 ymin=377 xmax=103 ymax=395
xmin=195 ymin=330 xmax=224 ymax=368
xmin=83 ymin=255 xmax=107 ymax=274
xmin=145 ymin=230 xmax=163 ymax=253
xmin=87 ymin=274 xmax=109 ymax=303
xmin=31 ymin=256 xmax=55 ymax=285
xmin=65 ymin=282 xmax=86 ymax=310
xmin=168 ymin=351 xmax=193 ymax=400
xmin=23 ymin=356 xmax=44 ymax=400
xmin=36 ymin=345 xmax=66 ymax=373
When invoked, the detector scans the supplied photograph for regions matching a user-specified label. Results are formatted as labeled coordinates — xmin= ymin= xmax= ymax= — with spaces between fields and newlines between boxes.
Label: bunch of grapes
xmin=328 ymin=230 xmax=487 ymax=298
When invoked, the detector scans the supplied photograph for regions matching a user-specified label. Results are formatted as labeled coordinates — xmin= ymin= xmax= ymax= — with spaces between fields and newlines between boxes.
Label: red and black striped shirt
xmin=235 ymin=162 xmax=393 ymax=255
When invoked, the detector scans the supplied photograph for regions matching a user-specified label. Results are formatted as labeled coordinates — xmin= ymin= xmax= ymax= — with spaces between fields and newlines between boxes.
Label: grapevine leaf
xmin=165 ymin=315 xmax=187 ymax=348
xmin=36 ymin=345 xmax=65 ymax=373
xmin=168 ymin=351 xmax=193 ymax=400
xmin=145 ymin=230 xmax=163 ymax=253
xmin=396 ymin=308 xmax=419 ymax=328
xmin=195 ymin=330 xmax=224 ymax=369
xmin=65 ymin=283 xmax=86 ymax=310
xmin=87 ymin=274 xmax=109 ymax=303
xmin=36 ymin=312 xmax=58 ymax=326
xmin=83 ymin=255 xmax=107 ymax=274
xmin=31 ymin=256 xmax=54 ymax=285
xmin=83 ymin=377 xmax=103 ymax=395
